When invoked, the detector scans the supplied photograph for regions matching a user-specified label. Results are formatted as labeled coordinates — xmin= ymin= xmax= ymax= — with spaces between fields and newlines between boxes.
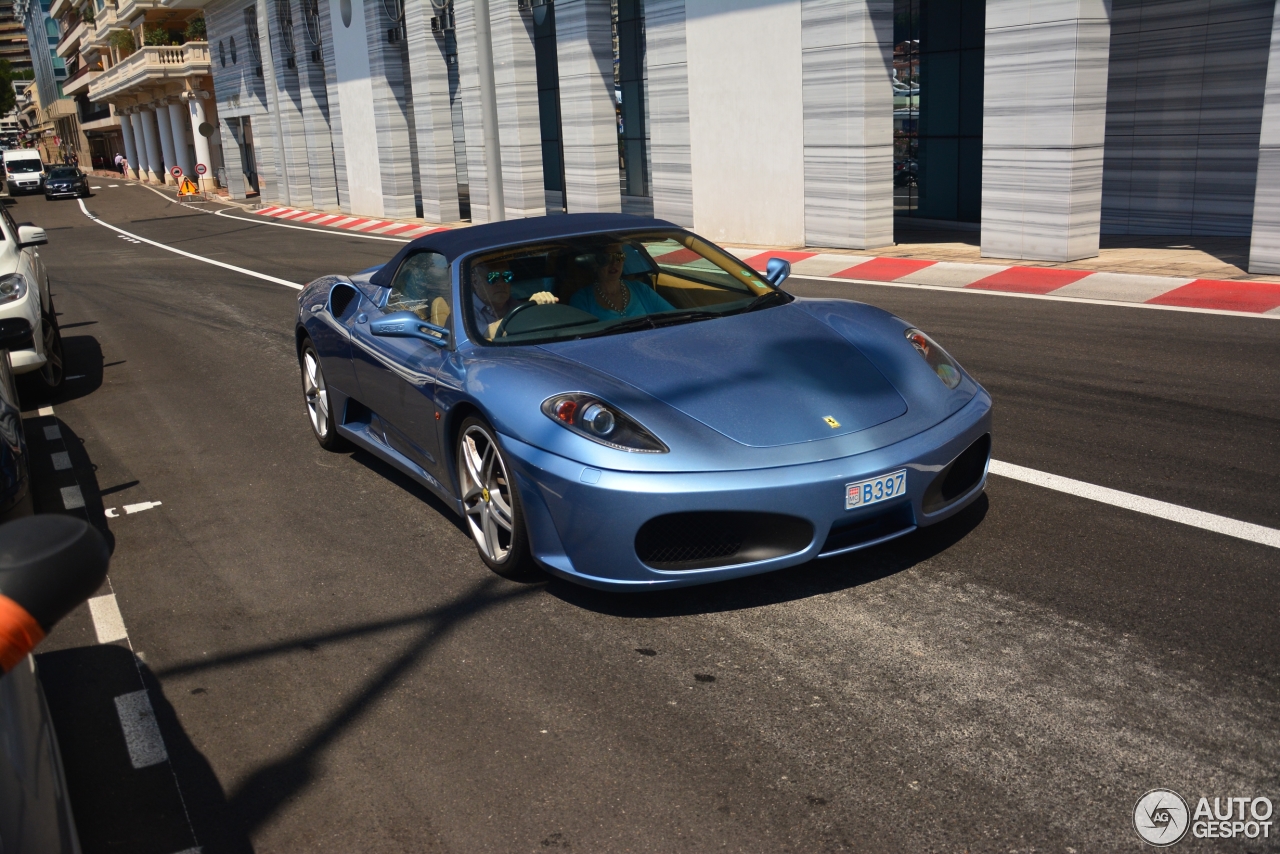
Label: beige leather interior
xmin=431 ymin=297 xmax=451 ymax=328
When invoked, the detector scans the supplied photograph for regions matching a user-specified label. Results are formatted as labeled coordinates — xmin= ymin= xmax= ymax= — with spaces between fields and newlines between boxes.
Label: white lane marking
xmin=88 ymin=593 xmax=129 ymax=643
xmin=114 ymin=689 xmax=169 ymax=769
xmin=78 ymin=198 xmax=303 ymax=290
xmin=43 ymin=425 xmax=61 ymax=440
xmin=91 ymin=185 xmax=102 ymax=189
xmin=792 ymin=272 xmax=1280 ymax=321
xmin=37 ymin=405 xmax=54 ymax=416
xmin=65 ymin=374 xmax=85 ymax=380
xmin=108 ymin=184 xmax=119 ymax=187
xmin=60 ymin=485 xmax=85 ymax=509
xmin=51 ymin=451 xmax=70 ymax=470
xmin=989 ymin=460 xmax=1280 ymax=549
xmin=123 ymin=500 xmax=162 ymax=515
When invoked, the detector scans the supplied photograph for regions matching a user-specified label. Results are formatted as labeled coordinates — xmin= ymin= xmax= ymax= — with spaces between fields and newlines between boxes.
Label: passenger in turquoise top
xmin=570 ymin=244 xmax=676 ymax=320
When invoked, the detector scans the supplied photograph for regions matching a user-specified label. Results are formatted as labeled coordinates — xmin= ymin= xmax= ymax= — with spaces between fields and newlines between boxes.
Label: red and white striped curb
xmin=726 ymin=249 xmax=1280 ymax=316
xmin=254 ymin=206 xmax=450 ymax=238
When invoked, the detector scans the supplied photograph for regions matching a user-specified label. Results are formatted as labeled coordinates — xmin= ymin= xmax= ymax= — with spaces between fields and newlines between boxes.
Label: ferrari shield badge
xmin=824 ymin=416 xmax=840 ymax=428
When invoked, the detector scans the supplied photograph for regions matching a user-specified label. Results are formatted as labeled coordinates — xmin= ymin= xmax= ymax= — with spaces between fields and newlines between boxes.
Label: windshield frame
xmin=458 ymin=228 xmax=784 ymax=348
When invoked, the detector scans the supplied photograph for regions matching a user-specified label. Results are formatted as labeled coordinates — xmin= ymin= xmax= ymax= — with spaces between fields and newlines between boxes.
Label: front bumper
xmin=0 ymin=289 xmax=44 ymax=374
xmin=8 ymin=180 xmax=42 ymax=194
xmin=502 ymin=389 xmax=993 ymax=590
xmin=45 ymin=186 xmax=81 ymax=197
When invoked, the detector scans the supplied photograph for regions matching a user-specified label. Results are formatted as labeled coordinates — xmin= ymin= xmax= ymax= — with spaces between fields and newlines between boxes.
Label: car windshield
xmin=6 ymin=160 xmax=42 ymax=173
xmin=48 ymin=167 xmax=77 ymax=179
xmin=462 ymin=230 xmax=783 ymax=345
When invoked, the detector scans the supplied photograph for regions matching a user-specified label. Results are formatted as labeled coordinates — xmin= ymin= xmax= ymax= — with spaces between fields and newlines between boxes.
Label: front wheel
xmin=299 ymin=340 xmax=348 ymax=451
xmin=457 ymin=416 xmax=539 ymax=580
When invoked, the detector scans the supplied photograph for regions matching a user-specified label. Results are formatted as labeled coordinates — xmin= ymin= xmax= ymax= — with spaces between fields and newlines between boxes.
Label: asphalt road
xmin=14 ymin=183 xmax=1280 ymax=853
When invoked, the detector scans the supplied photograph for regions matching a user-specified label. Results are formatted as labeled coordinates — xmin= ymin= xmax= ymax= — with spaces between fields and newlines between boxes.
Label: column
xmin=268 ymin=0 xmax=313 ymax=208
xmin=404 ymin=0 xmax=460 ymax=223
xmin=454 ymin=0 xmax=492 ymax=221
xmin=362 ymin=0 xmax=416 ymax=218
xmin=801 ymin=0 xmax=894 ymax=249
xmin=980 ymin=0 xmax=1112 ymax=262
xmin=167 ymin=102 xmax=193 ymax=179
xmin=188 ymin=93 xmax=215 ymax=191
xmin=554 ymin=0 xmax=620 ymax=213
xmin=1248 ymin=0 xmax=1280 ymax=273
xmin=291 ymin=0 xmax=339 ymax=210
xmin=489 ymin=0 xmax=544 ymax=217
xmin=138 ymin=108 xmax=164 ymax=183
xmin=643 ymin=0 xmax=692 ymax=226
xmin=119 ymin=109 xmax=140 ymax=180
xmin=154 ymin=104 xmax=178 ymax=184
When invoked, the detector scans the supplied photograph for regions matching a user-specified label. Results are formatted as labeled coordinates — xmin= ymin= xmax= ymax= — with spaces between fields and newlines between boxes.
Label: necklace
xmin=596 ymin=282 xmax=630 ymax=314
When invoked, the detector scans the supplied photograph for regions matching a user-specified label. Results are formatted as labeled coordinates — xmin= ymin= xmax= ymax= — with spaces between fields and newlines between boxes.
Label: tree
xmin=0 ymin=61 xmax=16 ymax=118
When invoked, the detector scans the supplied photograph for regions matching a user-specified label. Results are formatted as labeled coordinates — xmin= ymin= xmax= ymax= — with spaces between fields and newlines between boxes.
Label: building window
xmin=219 ymin=39 xmax=226 ymax=66
xmin=244 ymin=7 xmax=262 ymax=76
xmin=614 ymin=0 xmax=647 ymax=198
xmin=230 ymin=35 xmax=237 ymax=63
xmin=276 ymin=0 xmax=295 ymax=69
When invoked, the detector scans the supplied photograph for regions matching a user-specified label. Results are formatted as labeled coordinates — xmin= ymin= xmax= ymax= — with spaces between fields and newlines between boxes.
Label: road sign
xmin=178 ymin=176 xmax=201 ymax=197
xmin=170 ymin=166 xmax=182 ymax=178
xmin=195 ymin=163 xmax=207 ymax=175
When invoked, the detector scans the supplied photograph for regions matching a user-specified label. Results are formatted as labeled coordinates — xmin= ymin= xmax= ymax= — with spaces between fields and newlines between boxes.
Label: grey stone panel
xmin=454 ymin=0 xmax=492 ymax=221
xmin=1249 ymin=0 xmax=1280 ymax=272
xmin=980 ymin=2 xmax=1111 ymax=262
xmin=365 ymin=0 xmax=419 ymax=218
xmin=292 ymin=0 xmax=340 ymax=210
xmin=644 ymin=0 xmax=692 ymax=226
xmin=317 ymin=0 xmax=350 ymax=211
xmin=266 ymin=0 xmax=314 ymax=208
xmin=207 ymin=0 xmax=278 ymax=200
xmin=256 ymin=0 xmax=289 ymax=204
xmin=405 ymin=0 xmax=461 ymax=222
xmin=800 ymin=0 xmax=893 ymax=250
xmin=555 ymin=0 xmax=621 ymax=213
xmin=1101 ymin=0 xmax=1271 ymax=238
xmin=491 ymin=0 xmax=545 ymax=218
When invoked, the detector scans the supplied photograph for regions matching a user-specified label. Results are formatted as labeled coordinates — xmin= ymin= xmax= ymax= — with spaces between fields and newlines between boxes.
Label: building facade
xmin=182 ymin=0 xmax=1280 ymax=270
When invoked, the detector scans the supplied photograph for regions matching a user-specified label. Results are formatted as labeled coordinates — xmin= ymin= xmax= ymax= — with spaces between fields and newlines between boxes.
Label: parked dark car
xmin=44 ymin=167 xmax=89 ymax=201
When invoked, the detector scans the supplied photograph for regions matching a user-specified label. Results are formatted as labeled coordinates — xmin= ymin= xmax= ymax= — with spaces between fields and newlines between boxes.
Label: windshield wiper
xmin=575 ymin=309 xmax=723 ymax=339
xmin=740 ymin=290 xmax=793 ymax=313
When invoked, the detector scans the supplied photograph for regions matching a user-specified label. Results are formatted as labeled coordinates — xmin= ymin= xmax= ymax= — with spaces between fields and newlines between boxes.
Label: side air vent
xmin=635 ymin=512 xmax=813 ymax=571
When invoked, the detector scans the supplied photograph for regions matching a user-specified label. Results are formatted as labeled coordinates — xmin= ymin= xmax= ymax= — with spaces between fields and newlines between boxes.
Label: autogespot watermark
xmin=1133 ymin=789 xmax=1274 ymax=846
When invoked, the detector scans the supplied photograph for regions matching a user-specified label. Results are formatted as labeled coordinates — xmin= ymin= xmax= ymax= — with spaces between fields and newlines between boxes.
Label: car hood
xmin=538 ymin=305 xmax=907 ymax=447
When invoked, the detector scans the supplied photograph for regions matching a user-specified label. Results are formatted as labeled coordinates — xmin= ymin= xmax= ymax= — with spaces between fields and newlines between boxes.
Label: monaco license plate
xmin=845 ymin=470 xmax=907 ymax=510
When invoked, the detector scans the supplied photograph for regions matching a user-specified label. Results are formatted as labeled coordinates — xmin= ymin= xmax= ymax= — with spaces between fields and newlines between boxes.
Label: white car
xmin=0 ymin=204 xmax=61 ymax=388
xmin=2 ymin=151 xmax=46 ymax=196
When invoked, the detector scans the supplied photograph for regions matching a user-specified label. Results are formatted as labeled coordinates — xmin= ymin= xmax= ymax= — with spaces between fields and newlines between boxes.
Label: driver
xmin=471 ymin=263 xmax=558 ymax=338
xmin=570 ymin=242 xmax=674 ymax=320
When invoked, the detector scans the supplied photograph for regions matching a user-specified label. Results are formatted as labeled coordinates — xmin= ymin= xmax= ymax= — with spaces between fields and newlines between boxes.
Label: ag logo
xmin=1134 ymin=789 xmax=1190 ymax=846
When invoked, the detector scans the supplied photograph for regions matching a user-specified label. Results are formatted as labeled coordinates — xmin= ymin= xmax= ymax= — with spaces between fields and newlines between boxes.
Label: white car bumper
xmin=0 ymin=288 xmax=44 ymax=374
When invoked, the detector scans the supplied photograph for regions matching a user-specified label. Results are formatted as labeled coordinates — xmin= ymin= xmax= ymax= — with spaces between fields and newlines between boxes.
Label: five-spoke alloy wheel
xmin=457 ymin=416 xmax=536 ymax=578
xmin=300 ymin=340 xmax=347 ymax=451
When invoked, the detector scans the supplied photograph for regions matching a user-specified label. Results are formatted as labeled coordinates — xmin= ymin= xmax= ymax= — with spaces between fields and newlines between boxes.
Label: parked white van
xmin=2 ymin=151 xmax=45 ymax=195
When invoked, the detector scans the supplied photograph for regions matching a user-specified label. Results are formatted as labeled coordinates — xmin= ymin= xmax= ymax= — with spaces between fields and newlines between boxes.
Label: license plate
xmin=845 ymin=470 xmax=907 ymax=510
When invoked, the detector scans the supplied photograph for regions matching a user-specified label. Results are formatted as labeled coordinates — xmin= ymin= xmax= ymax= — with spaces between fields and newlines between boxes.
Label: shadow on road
xmin=154 ymin=577 xmax=539 ymax=840
xmin=551 ymin=495 xmax=988 ymax=619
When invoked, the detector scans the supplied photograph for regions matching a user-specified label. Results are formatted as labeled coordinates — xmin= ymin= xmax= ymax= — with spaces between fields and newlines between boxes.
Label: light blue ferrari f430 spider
xmin=295 ymin=214 xmax=992 ymax=590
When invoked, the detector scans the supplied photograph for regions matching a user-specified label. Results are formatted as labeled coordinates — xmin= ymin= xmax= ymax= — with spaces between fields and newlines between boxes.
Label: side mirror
xmin=16 ymin=225 xmax=46 ymax=248
xmin=0 ymin=318 xmax=32 ymax=351
xmin=765 ymin=257 xmax=791 ymax=287
xmin=370 ymin=310 xmax=449 ymax=345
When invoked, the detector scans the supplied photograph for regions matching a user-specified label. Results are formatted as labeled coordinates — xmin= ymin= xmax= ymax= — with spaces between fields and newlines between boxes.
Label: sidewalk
xmin=245 ymin=203 xmax=1280 ymax=316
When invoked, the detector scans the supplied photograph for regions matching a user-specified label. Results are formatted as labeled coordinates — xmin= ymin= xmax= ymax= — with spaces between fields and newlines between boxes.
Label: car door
xmin=348 ymin=251 xmax=453 ymax=477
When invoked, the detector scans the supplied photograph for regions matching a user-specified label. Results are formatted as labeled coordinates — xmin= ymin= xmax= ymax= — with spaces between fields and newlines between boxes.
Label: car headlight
xmin=541 ymin=393 xmax=668 ymax=453
xmin=904 ymin=327 xmax=962 ymax=389
xmin=0 ymin=273 xmax=28 ymax=305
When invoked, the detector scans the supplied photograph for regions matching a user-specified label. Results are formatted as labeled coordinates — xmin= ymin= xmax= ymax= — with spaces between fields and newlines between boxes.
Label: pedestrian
xmin=114 ymin=152 xmax=124 ymax=175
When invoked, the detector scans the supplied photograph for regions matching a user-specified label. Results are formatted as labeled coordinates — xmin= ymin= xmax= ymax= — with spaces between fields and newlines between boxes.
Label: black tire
xmin=299 ymin=339 xmax=349 ymax=451
xmin=37 ymin=303 xmax=63 ymax=390
xmin=456 ymin=415 xmax=539 ymax=580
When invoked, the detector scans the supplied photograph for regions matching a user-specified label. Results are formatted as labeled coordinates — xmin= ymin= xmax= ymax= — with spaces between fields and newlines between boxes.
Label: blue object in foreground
xmin=296 ymin=213 xmax=992 ymax=590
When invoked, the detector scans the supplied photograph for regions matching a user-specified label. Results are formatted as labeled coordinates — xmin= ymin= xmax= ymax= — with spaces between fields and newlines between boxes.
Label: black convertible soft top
xmin=368 ymin=212 xmax=679 ymax=287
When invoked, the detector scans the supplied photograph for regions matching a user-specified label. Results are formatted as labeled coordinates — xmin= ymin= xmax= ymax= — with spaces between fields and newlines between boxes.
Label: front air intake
xmin=922 ymin=434 xmax=991 ymax=513
xmin=635 ymin=512 xmax=813 ymax=571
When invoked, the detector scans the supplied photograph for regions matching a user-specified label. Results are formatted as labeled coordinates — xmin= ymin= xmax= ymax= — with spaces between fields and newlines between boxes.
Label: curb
xmin=725 ymin=248 xmax=1280 ymax=316
xmin=253 ymin=205 xmax=450 ymax=239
